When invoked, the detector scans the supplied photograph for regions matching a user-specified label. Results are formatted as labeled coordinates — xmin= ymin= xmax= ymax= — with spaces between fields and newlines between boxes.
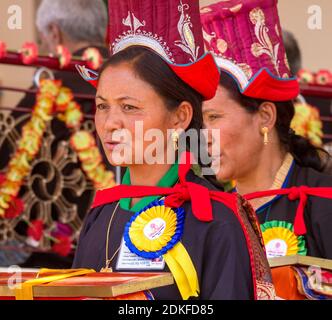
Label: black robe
xmin=73 ymin=171 xmax=254 ymax=300
xmin=256 ymin=163 xmax=332 ymax=259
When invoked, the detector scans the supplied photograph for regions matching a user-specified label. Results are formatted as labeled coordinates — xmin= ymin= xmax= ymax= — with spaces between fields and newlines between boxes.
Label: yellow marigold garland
xmin=0 ymin=79 xmax=115 ymax=218
xmin=291 ymin=102 xmax=323 ymax=147
xmin=0 ymin=79 xmax=59 ymax=217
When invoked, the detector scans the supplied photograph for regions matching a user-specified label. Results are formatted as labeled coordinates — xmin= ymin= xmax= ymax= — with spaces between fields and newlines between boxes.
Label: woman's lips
xmin=104 ymin=141 xmax=123 ymax=152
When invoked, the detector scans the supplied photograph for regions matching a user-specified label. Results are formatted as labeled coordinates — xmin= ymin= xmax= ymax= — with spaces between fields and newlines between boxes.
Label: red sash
xmin=244 ymin=187 xmax=332 ymax=236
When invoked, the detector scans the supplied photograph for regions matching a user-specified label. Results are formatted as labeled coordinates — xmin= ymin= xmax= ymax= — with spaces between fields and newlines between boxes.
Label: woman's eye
xmin=96 ymin=103 xmax=109 ymax=111
xmin=122 ymin=104 xmax=138 ymax=111
xmin=207 ymin=114 xmax=221 ymax=122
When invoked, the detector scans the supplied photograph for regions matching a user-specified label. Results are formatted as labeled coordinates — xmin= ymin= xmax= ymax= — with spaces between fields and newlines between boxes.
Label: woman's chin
xmin=106 ymin=153 xmax=132 ymax=167
xmin=215 ymin=169 xmax=232 ymax=183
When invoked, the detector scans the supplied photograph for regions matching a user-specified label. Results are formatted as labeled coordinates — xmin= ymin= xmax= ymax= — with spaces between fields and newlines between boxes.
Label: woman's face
xmin=95 ymin=63 xmax=175 ymax=167
xmin=203 ymin=86 xmax=263 ymax=181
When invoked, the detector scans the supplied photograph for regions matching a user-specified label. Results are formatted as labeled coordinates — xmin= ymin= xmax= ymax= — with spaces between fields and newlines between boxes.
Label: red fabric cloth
xmin=92 ymin=152 xmax=237 ymax=222
xmin=243 ymin=69 xmax=300 ymax=101
xmin=87 ymin=79 xmax=98 ymax=88
xmin=271 ymin=266 xmax=306 ymax=300
xmin=169 ymin=53 xmax=220 ymax=100
xmin=244 ymin=186 xmax=332 ymax=236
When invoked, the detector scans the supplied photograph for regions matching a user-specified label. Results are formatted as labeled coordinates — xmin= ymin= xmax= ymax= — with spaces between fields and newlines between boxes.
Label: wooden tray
xmin=269 ymin=255 xmax=332 ymax=271
xmin=0 ymin=271 xmax=173 ymax=298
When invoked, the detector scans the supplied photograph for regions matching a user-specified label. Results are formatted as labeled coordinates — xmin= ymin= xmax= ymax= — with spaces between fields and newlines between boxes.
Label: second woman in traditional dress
xmin=201 ymin=0 xmax=332 ymax=260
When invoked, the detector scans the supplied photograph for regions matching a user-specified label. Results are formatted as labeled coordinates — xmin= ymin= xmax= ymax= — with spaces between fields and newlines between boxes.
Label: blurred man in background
xmin=20 ymin=0 xmax=108 ymax=114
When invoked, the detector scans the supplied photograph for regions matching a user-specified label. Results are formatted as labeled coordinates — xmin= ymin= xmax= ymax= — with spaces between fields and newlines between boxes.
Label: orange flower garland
xmin=70 ymin=131 xmax=116 ymax=190
xmin=56 ymin=45 xmax=72 ymax=69
xmin=82 ymin=48 xmax=103 ymax=70
xmin=291 ymin=102 xmax=323 ymax=147
xmin=20 ymin=42 xmax=38 ymax=65
xmin=0 ymin=79 xmax=116 ymax=218
xmin=52 ymin=82 xmax=116 ymax=189
xmin=0 ymin=41 xmax=6 ymax=59
xmin=54 ymin=85 xmax=116 ymax=190
xmin=0 ymin=79 xmax=59 ymax=217
xmin=0 ymin=40 xmax=105 ymax=72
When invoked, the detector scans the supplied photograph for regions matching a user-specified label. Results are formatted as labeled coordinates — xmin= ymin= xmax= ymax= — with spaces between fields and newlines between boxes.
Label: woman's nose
xmin=103 ymin=108 xmax=123 ymax=132
xmin=205 ymin=129 xmax=214 ymax=146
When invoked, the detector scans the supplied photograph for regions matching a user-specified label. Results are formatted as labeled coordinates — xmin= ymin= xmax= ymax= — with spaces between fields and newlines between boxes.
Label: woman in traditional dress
xmin=73 ymin=0 xmax=275 ymax=300
xmin=201 ymin=0 xmax=332 ymax=260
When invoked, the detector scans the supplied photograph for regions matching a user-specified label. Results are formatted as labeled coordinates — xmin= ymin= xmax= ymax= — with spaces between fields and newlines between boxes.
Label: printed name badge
xmin=265 ymin=239 xmax=288 ymax=258
xmin=116 ymin=238 xmax=165 ymax=271
xmin=261 ymin=220 xmax=308 ymax=258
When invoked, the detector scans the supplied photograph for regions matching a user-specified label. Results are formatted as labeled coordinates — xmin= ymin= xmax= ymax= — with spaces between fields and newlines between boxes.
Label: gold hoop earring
xmin=261 ymin=127 xmax=269 ymax=145
xmin=172 ymin=131 xmax=179 ymax=151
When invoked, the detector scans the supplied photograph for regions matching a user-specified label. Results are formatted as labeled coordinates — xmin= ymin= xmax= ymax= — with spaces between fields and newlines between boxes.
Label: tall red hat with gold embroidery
xmin=77 ymin=0 xmax=220 ymax=100
xmin=200 ymin=0 xmax=300 ymax=101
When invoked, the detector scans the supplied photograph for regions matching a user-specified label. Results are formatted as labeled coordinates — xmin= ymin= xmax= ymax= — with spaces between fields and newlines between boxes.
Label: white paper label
xmin=116 ymin=238 xmax=165 ymax=270
xmin=143 ymin=218 xmax=166 ymax=240
xmin=265 ymin=239 xmax=288 ymax=258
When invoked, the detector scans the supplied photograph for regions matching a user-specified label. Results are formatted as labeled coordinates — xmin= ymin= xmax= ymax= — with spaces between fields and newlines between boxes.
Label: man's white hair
xmin=36 ymin=0 xmax=108 ymax=44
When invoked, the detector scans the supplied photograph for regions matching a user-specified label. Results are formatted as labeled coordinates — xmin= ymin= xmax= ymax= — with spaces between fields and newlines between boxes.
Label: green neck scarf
xmin=119 ymin=163 xmax=179 ymax=212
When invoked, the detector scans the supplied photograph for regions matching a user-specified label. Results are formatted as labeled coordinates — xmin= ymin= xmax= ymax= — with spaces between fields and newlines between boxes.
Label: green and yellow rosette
xmin=124 ymin=199 xmax=199 ymax=300
xmin=261 ymin=220 xmax=307 ymax=258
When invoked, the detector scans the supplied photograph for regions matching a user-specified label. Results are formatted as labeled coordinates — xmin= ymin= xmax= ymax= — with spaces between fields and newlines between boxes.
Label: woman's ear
xmin=257 ymin=101 xmax=277 ymax=131
xmin=172 ymin=101 xmax=193 ymax=131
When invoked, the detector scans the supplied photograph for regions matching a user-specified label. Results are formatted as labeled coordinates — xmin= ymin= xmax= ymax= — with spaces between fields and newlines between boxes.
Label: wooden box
xmin=0 ymin=271 xmax=174 ymax=300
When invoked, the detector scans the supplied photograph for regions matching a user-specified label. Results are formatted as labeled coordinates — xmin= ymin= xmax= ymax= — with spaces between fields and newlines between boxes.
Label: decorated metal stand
xmin=0 ymin=42 xmax=115 ymax=264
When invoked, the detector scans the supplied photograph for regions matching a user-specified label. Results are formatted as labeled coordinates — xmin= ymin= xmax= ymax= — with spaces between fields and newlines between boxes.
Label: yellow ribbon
xmin=15 ymin=268 xmax=96 ymax=300
xmin=163 ymin=242 xmax=199 ymax=300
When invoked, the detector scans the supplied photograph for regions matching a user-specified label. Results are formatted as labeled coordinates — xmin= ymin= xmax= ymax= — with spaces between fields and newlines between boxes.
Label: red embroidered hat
xmin=77 ymin=0 xmax=220 ymax=100
xmin=200 ymin=0 xmax=300 ymax=101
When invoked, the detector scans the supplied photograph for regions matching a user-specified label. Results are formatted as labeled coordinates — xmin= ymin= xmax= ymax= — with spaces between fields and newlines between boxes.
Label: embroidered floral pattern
xmin=112 ymin=11 xmax=174 ymax=62
xmin=249 ymin=7 xmax=265 ymax=24
xmin=250 ymin=8 xmax=280 ymax=76
xmin=174 ymin=1 xmax=200 ymax=62
xmin=202 ymin=29 xmax=216 ymax=49
xmin=237 ymin=196 xmax=276 ymax=300
xmin=275 ymin=24 xmax=280 ymax=37
xmin=200 ymin=7 xmax=212 ymax=14
xmin=202 ymin=27 xmax=252 ymax=84
xmin=284 ymin=53 xmax=290 ymax=71
xmin=257 ymin=281 xmax=277 ymax=300
xmin=238 ymin=63 xmax=253 ymax=79
xmin=230 ymin=4 xmax=243 ymax=13
xmin=217 ymin=39 xmax=228 ymax=54
xmin=112 ymin=1 xmax=200 ymax=64
xmin=122 ymin=11 xmax=146 ymax=34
